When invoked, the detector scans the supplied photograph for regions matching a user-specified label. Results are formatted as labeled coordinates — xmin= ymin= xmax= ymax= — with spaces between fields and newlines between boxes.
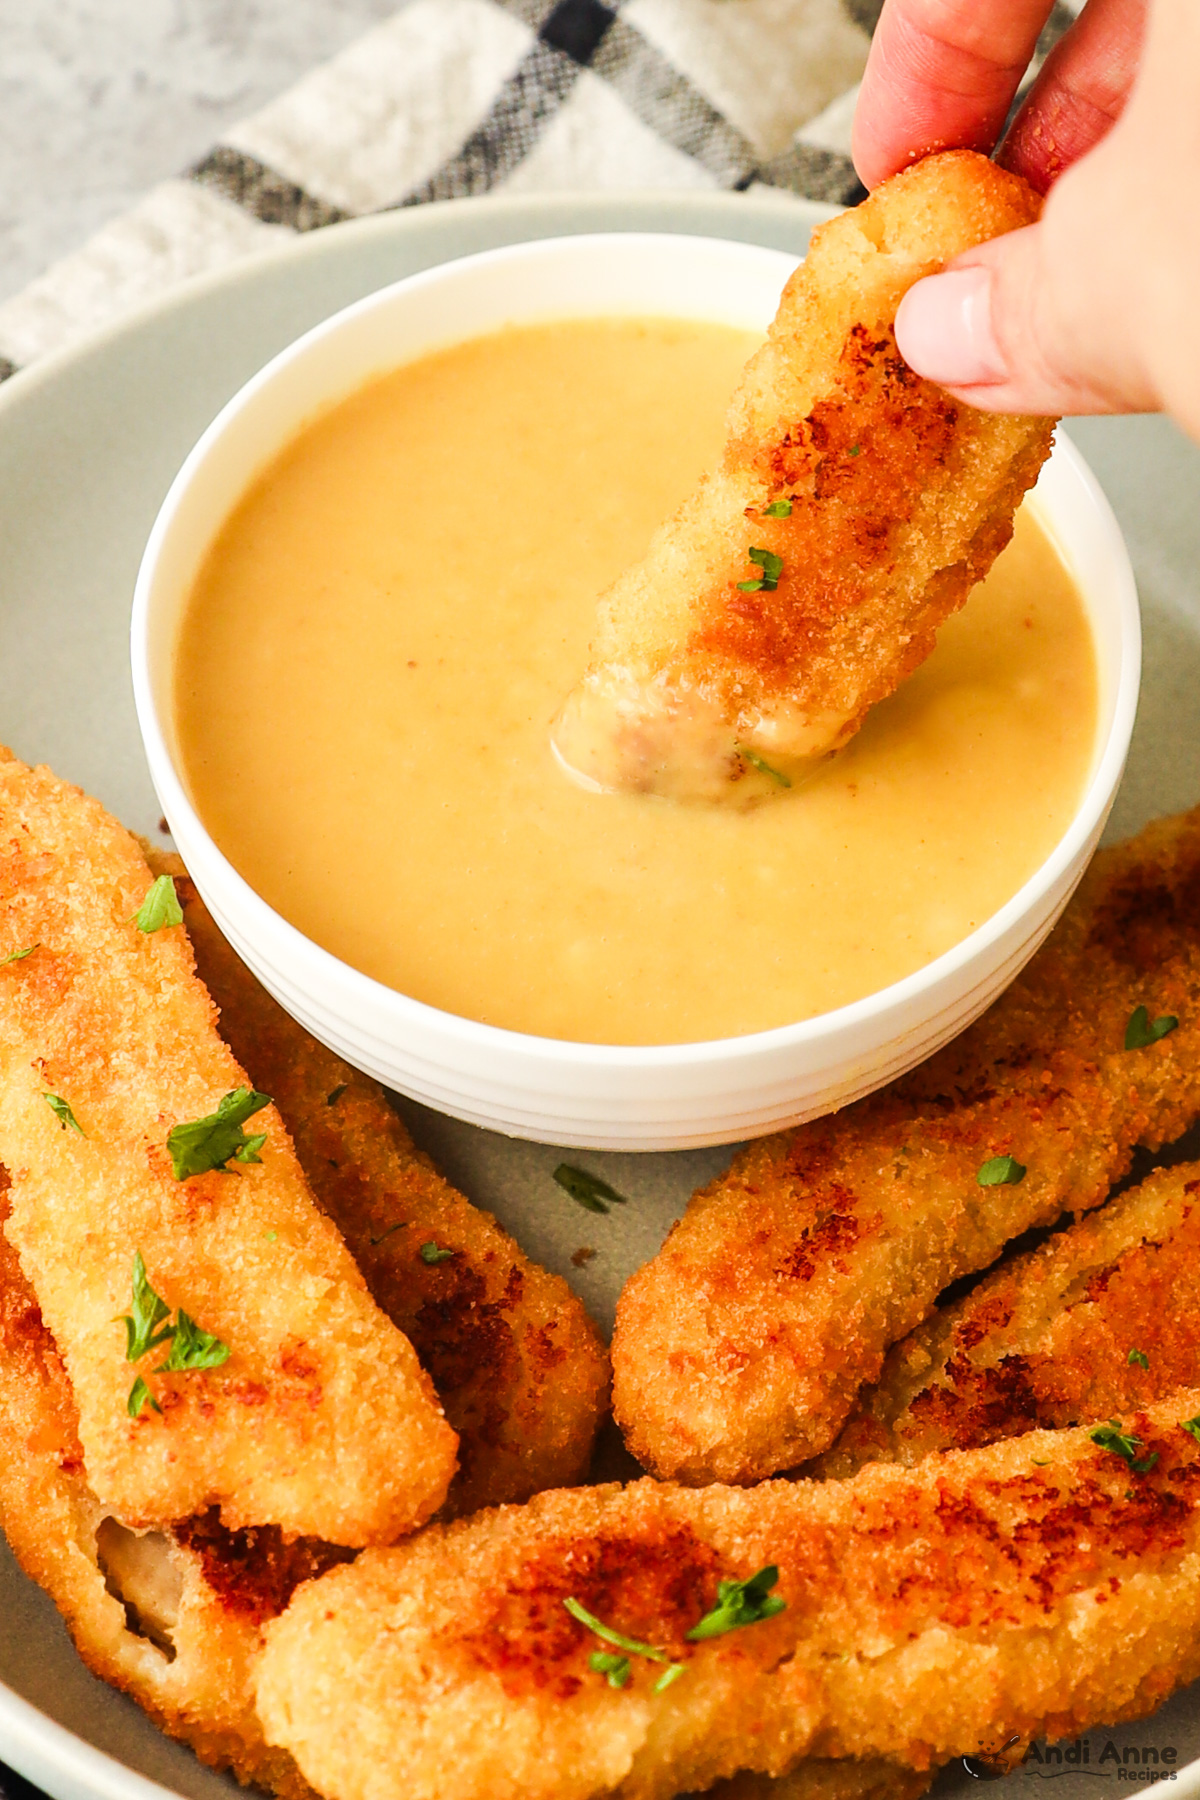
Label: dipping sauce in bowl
xmin=175 ymin=315 xmax=1097 ymax=1047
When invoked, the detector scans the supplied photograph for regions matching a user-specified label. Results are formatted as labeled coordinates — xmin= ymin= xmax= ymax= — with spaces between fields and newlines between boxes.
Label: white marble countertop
xmin=0 ymin=0 xmax=402 ymax=307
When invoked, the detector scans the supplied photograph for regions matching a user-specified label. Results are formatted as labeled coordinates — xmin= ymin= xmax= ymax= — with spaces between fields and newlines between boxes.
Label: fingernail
xmin=894 ymin=267 xmax=1008 ymax=387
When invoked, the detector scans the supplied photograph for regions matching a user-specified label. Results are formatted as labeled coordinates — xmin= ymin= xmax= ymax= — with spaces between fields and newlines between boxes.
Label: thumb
xmin=892 ymin=175 xmax=1157 ymax=418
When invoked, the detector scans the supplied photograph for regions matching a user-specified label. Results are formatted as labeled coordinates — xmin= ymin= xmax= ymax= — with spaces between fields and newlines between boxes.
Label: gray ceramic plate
xmin=2 ymin=189 xmax=1200 ymax=1800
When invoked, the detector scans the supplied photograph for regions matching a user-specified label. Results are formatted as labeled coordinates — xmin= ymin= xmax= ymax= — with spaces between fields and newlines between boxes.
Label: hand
xmin=851 ymin=0 xmax=1200 ymax=442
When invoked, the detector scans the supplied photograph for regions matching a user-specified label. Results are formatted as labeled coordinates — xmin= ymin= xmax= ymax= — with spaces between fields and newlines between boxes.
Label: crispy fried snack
xmin=158 ymin=857 xmax=610 ymax=1517
xmin=0 ymin=750 xmax=456 ymax=1541
xmin=257 ymin=1396 xmax=1200 ymax=1800
xmin=551 ymin=150 xmax=1053 ymax=802
xmin=715 ymin=1764 xmax=933 ymax=1800
xmin=611 ymin=805 xmax=1200 ymax=1484
xmin=814 ymin=1159 xmax=1200 ymax=1481
xmin=0 ymin=1175 xmax=330 ymax=1797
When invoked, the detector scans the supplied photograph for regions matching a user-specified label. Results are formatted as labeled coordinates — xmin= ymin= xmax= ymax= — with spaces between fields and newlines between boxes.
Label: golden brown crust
xmin=0 ymin=748 xmax=456 ymax=1541
xmin=552 ymin=150 xmax=1055 ymax=800
xmin=814 ymin=1159 xmax=1200 ymax=1480
xmin=0 ymin=1179 xmax=318 ymax=1797
xmin=611 ymin=805 xmax=1200 ymax=1483
xmin=257 ymin=1397 xmax=1200 ymax=1800
xmin=157 ymin=856 xmax=610 ymax=1516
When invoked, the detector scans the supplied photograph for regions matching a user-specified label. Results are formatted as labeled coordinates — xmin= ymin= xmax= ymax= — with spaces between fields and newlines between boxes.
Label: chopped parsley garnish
xmin=42 ymin=1092 xmax=84 ymax=1135
xmin=117 ymin=1251 xmax=230 ymax=1416
xmin=167 ymin=1087 xmax=270 ymax=1179
xmin=419 ymin=1241 xmax=455 ymax=1264
xmin=158 ymin=1308 xmax=231 ymax=1374
xmin=1091 ymin=1421 xmax=1158 ymax=1474
xmin=127 ymin=1376 xmax=161 ymax=1420
xmin=1181 ymin=1416 xmax=1200 ymax=1446
xmin=848 ymin=444 xmax=862 ymax=457
xmin=762 ymin=499 xmax=792 ymax=518
xmin=1125 ymin=1006 xmax=1178 ymax=1050
xmin=977 ymin=1154 xmax=1026 ymax=1187
xmin=326 ymin=1084 xmax=347 ymax=1105
xmin=686 ymin=1565 xmax=785 ymax=1640
xmin=369 ymin=1222 xmax=405 ymax=1247
xmin=589 ymin=1652 xmax=631 ymax=1688
xmin=1 ymin=943 xmax=38 ymax=965
xmin=134 ymin=874 xmax=183 ymax=934
xmin=553 ymin=1164 xmax=628 ymax=1215
xmin=740 ymin=746 xmax=791 ymax=789
xmin=564 ymin=1598 xmax=683 ymax=1692
xmin=1128 ymin=1348 xmax=1150 ymax=1370
xmin=736 ymin=547 xmax=784 ymax=593
xmin=118 ymin=1252 xmax=174 ymax=1363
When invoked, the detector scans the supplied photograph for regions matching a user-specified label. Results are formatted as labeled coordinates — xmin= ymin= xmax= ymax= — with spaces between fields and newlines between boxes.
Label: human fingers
xmin=999 ymin=0 xmax=1148 ymax=191
xmin=852 ymin=0 xmax=1054 ymax=190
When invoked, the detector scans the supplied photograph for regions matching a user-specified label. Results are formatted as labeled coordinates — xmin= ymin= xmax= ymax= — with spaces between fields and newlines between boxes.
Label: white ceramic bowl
xmin=131 ymin=232 xmax=1140 ymax=1151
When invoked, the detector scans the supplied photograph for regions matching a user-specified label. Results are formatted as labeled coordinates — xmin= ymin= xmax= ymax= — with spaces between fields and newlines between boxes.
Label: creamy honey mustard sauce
xmin=176 ymin=318 xmax=1098 ymax=1045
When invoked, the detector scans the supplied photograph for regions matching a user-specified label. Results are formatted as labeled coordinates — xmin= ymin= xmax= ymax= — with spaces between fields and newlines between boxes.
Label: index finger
xmin=852 ymin=0 xmax=1055 ymax=190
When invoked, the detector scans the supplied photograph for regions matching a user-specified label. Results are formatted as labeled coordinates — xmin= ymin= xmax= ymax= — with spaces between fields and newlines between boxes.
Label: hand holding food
xmin=857 ymin=0 xmax=1200 ymax=441
xmin=551 ymin=150 xmax=1054 ymax=801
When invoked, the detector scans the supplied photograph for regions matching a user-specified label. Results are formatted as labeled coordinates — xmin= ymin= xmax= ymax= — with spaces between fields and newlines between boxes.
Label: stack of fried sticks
xmin=6 ymin=761 xmax=1200 ymax=1800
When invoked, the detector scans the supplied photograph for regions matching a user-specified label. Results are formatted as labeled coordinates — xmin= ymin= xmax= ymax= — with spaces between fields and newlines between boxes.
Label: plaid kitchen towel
xmin=0 ymin=0 xmax=1076 ymax=383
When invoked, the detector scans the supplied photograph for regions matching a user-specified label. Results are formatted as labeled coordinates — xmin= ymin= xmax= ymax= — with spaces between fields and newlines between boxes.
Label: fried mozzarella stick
xmin=159 ymin=857 xmax=610 ymax=1517
xmin=612 ymin=804 xmax=1200 ymax=1483
xmin=552 ymin=150 xmax=1053 ymax=801
xmin=0 ymin=1177 xmax=328 ymax=1798
xmin=0 ymin=750 xmax=457 ymax=1541
xmin=814 ymin=1159 xmax=1200 ymax=1481
xmin=258 ymin=1396 xmax=1200 ymax=1800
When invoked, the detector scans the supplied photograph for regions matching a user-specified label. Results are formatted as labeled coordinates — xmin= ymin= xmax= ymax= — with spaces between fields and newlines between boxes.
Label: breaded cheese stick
xmin=158 ymin=856 xmax=610 ymax=1517
xmin=257 ymin=1395 xmax=1200 ymax=1800
xmin=552 ymin=150 xmax=1053 ymax=802
xmin=0 ymin=1176 xmax=327 ymax=1797
xmin=612 ymin=804 xmax=1200 ymax=1484
xmin=0 ymin=750 xmax=457 ymax=1541
xmin=814 ymin=1159 xmax=1200 ymax=1480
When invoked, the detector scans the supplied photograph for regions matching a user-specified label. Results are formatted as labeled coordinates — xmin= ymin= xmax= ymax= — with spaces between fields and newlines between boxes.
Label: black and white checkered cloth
xmin=0 ymin=0 xmax=1075 ymax=384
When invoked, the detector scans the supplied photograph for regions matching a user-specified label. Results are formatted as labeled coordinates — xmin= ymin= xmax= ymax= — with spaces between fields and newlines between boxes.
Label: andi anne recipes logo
xmin=1020 ymin=1739 xmax=1182 ymax=1782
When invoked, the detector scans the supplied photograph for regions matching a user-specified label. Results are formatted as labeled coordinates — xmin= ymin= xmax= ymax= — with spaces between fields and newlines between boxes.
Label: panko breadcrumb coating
xmin=611 ymin=805 xmax=1200 ymax=1484
xmin=552 ymin=150 xmax=1054 ymax=801
xmin=814 ymin=1159 xmax=1200 ymax=1480
xmin=257 ymin=1396 xmax=1200 ymax=1800
xmin=158 ymin=856 xmax=610 ymax=1517
xmin=0 ymin=1175 xmax=329 ymax=1797
xmin=0 ymin=749 xmax=456 ymax=1542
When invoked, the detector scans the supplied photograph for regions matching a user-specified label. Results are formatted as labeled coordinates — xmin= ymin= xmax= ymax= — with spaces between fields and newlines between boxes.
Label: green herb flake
xmin=1091 ymin=1420 xmax=1158 ymax=1474
xmin=167 ymin=1087 xmax=271 ymax=1180
xmin=134 ymin=874 xmax=183 ymax=934
xmin=977 ymin=1154 xmax=1026 ymax=1187
xmin=369 ymin=1222 xmax=405 ymax=1247
xmin=553 ymin=1164 xmax=628 ymax=1215
xmin=654 ymin=1663 xmax=687 ymax=1693
xmin=736 ymin=546 xmax=784 ymax=593
xmin=589 ymin=1652 xmax=631 ymax=1689
xmin=118 ymin=1252 xmax=174 ymax=1363
xmin=1180 ymin=1416 xmax=1200 ymax=1445
xmin=1031 ymin=1459 xmax=1050 ymax=1467
xmin=563 ymin=1597 xmax=671 ymax=1664
xmin=762 ymin=499 xmax=792 ymax=518
xmin=1125 ymin=1006 xmax=1178 ymax=1051
xmin=686 ymin=1565 xmax=786 ymax=1641
xmin=1128 ymin=1348 xmax=1150 ymax=1370
xmin=43 ymin=1092 xmax=84 ymax=1136
xmin=326 ymin=1084 xmax=348 ymax=1106
xmin=127 ymin=1376 xmax=161 ymax=1420
xmin=739 ymin=746 xmax=791 ymax=789
xmin=157 ymin=1308 xmax=230 ymax=1375
xmin=848 ymin=444 xmax=862 ymax=457
xmin=419 ymin=1241 xmax=455 ymax=1265
xmin=1 ymin=943 xmax=38 ymax=965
